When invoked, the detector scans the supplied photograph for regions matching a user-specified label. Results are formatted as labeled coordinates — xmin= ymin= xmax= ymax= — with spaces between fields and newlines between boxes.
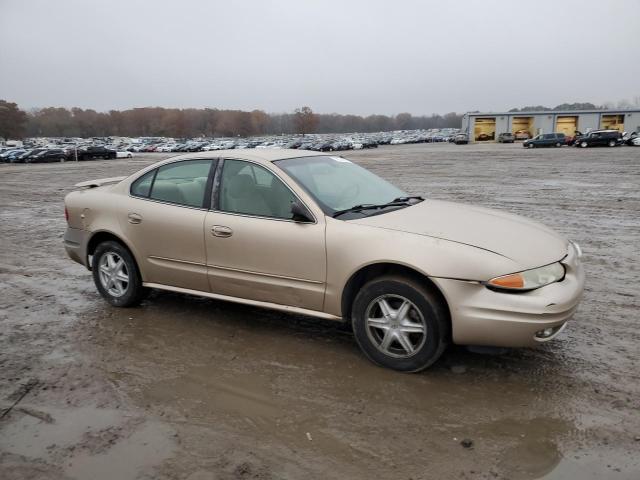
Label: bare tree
xmin=293 ymin=106 xmax=318 ymax=135
xmin=0 ymin=100 xmax=28 ymax=139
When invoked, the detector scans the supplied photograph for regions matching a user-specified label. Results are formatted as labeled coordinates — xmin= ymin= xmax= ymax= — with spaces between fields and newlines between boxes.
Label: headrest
xmin=227 ymin=174 xmax=256 ymax=199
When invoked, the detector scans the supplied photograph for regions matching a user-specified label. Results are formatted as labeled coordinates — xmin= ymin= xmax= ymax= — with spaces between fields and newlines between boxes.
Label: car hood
xmin=351 ymin=200 xmax=568 ymax=270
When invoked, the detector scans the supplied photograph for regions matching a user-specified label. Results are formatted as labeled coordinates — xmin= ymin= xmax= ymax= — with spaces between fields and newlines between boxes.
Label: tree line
xmin=0 ymin=100 xmax=463 ymax=139
xmin=4 ymin=97 xmax=637 ymax=140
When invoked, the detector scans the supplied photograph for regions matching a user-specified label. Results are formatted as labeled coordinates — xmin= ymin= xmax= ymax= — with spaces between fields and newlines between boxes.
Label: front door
xmin=120 ymin=159 xmax=214 ymax=291
xmin=204 ymin=159 xmax=326 ymax=311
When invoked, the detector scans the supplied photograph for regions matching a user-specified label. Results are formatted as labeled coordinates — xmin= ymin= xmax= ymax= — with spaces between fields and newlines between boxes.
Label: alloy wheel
xmin=98 ymin=252 xmax=130 ymax=297
xmin=365 ymin=294 xmax=427 ymax=358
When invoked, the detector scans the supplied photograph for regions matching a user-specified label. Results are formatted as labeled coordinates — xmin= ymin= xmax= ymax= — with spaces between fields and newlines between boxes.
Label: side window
xmin=148 ymin=160 xmax=212 ymax=208
xmin=131 ymin=170 xmax=155 ymax=197
xmin=219 ymin=159 xmax=298 ymax=220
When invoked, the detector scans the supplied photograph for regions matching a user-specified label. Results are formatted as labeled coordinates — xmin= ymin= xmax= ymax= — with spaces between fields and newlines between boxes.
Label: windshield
xmin=275 ymin=155 xmax=407 ymax=216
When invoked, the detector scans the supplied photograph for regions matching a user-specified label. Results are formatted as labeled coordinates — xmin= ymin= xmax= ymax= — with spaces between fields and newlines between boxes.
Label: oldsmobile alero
xmin=64 ymin=150 xmax=584 ymax=371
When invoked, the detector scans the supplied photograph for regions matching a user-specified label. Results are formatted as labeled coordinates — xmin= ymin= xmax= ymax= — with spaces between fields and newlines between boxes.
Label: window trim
xmin=128 ymin=158 xmax=217 ymax=211
xmin=211 ymin=158 xmax=317 ymax=224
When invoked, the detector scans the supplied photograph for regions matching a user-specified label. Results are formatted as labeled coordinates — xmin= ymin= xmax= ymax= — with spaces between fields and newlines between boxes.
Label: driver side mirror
xmin=291 ymin=200 xmax=314 ymax=223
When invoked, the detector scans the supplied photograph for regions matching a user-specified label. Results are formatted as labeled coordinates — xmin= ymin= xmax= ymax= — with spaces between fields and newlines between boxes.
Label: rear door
xmin=119 ymin=159 xmax=215 ymax=291
xmin=589 ymin=132 xmax=602 ymax=146
xmin=204 ymin=159 xmax=326 ymax=311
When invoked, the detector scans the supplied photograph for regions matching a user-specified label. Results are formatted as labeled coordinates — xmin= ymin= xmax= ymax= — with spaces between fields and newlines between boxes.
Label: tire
xmin=351 ymin=275 xmax=449 ymax=372
xmin=92 ymin=241 xmax=146 ymax=307
xmin=528 ymin=143 xmax=534 ymax=148
xmin=607 ymin=140 xmax=616 ymax=147
xmin=555 ymin=142 xmax=562 ymax=147
xmin=580 ymin=141 xmax=588 ymax=148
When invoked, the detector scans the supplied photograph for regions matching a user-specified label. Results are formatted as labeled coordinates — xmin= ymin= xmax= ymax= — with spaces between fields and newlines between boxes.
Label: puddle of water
xmin=66 ymin=421 xmax=174 ymax=480
xmin=0 ymin=405 xmax=175 ymax=480
xmin=1 ymin=406 xmax=122 ymax=459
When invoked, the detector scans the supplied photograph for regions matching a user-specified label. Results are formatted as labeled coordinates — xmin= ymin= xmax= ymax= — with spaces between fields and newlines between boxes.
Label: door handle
xmin=127 ymin=213 xmax=142 ymax=224
xmin=211 ymin=225 xmax=233 ymax=238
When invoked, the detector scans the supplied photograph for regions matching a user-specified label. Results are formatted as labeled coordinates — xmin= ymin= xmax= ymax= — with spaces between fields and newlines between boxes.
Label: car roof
xmin=161 ymin=148 xmax=330 ymax=165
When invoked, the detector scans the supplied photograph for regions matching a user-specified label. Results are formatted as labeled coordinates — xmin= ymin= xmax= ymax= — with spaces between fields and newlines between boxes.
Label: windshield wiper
xmin=332 ymin=196 xmax=424 ymax=218
xmin=391 ymin=196 xmax=424 ymax=203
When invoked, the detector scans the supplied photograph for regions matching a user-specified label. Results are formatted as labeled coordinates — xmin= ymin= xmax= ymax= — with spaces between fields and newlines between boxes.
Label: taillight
xmin=64 ymin=206 xmax=69 ymax=223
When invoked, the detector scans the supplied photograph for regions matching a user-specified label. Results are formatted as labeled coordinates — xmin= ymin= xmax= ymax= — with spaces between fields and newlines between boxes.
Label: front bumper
xmin=433 ymin=245 xmax=585 ymax=348
xmin=63 ymin=227 xmax=90 ymax=268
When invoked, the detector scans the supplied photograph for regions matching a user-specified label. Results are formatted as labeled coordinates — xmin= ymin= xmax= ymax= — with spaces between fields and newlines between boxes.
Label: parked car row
xmin=6 ymin=128 xmax=635 ymax=162
xmin=0 ymin=145 xmax=132 ymax=163
xmin=121 ymin=129 xmax=461 ymax=154
xmin=465 ymin=128 xmax=640 ymax=148
xmin=521 ymin=130 xmax=634 ymax=149
xmin=2 ymin=129 xmax=462 ymax=163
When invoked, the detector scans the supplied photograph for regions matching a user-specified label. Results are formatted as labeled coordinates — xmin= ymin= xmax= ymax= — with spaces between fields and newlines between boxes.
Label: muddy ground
xmin=1 ymin=142 xmax=639 ymax=480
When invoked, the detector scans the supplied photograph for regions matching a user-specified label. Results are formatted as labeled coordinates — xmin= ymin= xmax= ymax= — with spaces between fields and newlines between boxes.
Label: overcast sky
xmin=1 ymin=0 xmax=638 ymax=115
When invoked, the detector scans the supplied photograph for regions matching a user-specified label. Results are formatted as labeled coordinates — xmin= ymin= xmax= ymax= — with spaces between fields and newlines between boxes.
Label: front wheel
xmin=528 ymin=143 xmax=534 ymax=148
xmin=351 ymin=276 xmax=449 ymax=372
xmin=92 ymin=241 xmax=146 ymax=307
xmin=580 ymin=141 xmax=588 ymax=148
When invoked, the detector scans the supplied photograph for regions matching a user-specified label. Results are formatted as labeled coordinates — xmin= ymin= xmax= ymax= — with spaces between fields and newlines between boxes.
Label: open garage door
xmin=556 ymin=116 xmax=578 ymax=136
xmin=601 ymin=114 xmax=624 ymax=131
xmin=512 ymin=117 xmax=533 ymax=140
xmin=474 ymin=117 xmax=496 ymax=141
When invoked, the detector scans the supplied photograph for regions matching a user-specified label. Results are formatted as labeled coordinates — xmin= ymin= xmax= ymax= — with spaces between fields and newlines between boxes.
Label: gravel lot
xmin=1 ymin=142 xmax=639 ymax=479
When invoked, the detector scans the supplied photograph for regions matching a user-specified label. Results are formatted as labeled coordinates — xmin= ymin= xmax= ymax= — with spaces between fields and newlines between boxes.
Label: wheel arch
xmin=86 ymin=230 xmax=140 ymax=274
xmin=340 ymin=262 xmax=451 ymax=335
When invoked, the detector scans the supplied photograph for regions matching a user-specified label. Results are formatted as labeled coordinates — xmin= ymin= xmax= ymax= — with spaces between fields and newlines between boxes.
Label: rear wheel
xmin=607 ymin=139 xmax=616 ymax=147
xmin=92 ymin=241 xmax=146 ymax=307
xmin=351 ymin=276 xmax=448 ymax=372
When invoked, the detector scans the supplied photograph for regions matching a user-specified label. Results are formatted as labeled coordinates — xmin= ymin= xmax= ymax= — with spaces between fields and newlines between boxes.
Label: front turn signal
xmin=487 ymin=262 xmax=565 ymax=291
xmin=488 ymin=273 xmax=524 ymax=289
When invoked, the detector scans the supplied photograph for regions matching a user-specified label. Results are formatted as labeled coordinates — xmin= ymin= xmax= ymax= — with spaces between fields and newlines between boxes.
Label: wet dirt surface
xmin=1 ymin=143 xmax=639 ymax=479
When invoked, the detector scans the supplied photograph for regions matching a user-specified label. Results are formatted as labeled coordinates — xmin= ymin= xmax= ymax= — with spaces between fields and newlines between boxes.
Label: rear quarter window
xmin=131 ymin=170 xmax=156 ymax=197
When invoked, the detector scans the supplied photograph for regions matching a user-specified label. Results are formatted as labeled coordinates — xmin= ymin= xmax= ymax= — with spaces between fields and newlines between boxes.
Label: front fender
xmin=323 ymin=217 xmax=520 ymax=316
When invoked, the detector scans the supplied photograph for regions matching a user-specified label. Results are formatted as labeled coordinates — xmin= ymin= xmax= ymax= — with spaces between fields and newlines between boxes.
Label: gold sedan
xmin=64 ymin=150 xmax=584 ymax=372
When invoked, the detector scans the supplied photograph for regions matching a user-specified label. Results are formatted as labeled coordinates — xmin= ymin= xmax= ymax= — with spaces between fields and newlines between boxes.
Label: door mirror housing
xmin=291 ymin=200 xmax=314 ymax=223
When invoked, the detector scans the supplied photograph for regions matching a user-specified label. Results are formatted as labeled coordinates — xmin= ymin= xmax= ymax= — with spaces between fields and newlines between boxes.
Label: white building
xmin=461 ymin=109 xmax=640 ymax=142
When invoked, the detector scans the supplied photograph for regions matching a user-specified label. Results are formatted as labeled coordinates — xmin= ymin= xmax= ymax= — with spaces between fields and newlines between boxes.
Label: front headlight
xmin=486 ymin=262 xmax=565 ymax=291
